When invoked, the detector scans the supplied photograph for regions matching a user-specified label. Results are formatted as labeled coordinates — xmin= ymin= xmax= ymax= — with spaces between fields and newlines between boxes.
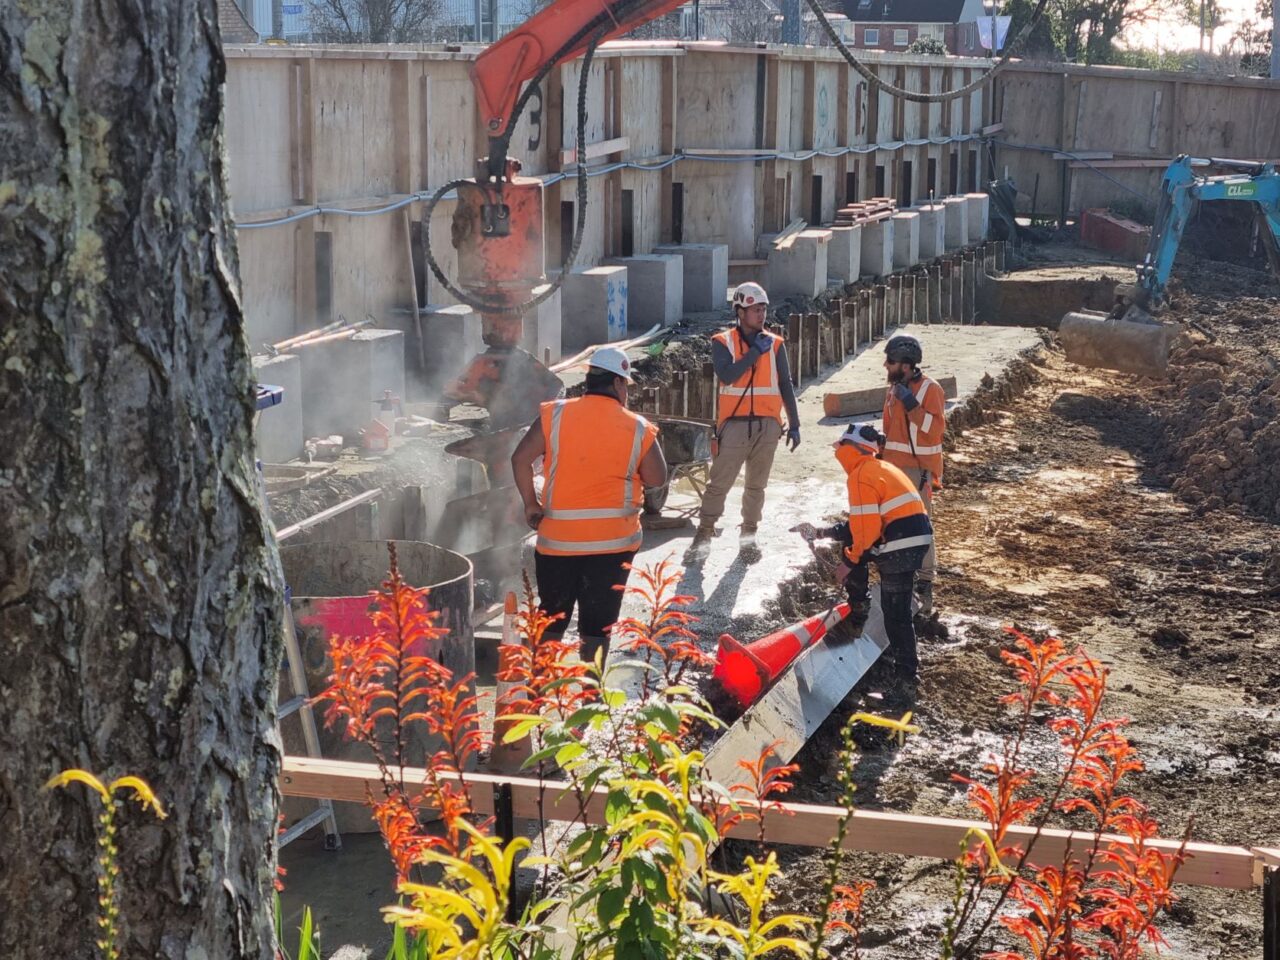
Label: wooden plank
xmin=560 ymin=135 xmax=631 ymax=166
xmin=823 ymin=375 xmax=959 ymax=419
xmin=786 ymin=315 xmax=802 ymax=387
xmin=1052 ymin=150 xmax=1113 ymax=161
xmin=772 ymin=218 xmax=807 ymax=250
xmin=280 ymin=754 xmax=1262 ymax=890
xmin=980 ymin=121 xmax=1004 ymax=135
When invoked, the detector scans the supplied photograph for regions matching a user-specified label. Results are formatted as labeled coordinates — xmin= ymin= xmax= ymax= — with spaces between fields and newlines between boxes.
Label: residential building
xmin=842 ymin=0 xmax=989 ymax=56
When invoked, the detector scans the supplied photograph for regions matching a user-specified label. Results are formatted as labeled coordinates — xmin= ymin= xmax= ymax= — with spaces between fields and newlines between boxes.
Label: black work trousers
xmin=843 ymin=544 xmax=928 ymax=678
xmin=535 ymin=550 xmax=637 ymax=663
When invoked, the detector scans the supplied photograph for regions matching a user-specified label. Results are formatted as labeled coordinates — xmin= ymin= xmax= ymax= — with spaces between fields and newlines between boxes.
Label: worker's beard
xmin=886 ymin=367 xmax=906 ymax=384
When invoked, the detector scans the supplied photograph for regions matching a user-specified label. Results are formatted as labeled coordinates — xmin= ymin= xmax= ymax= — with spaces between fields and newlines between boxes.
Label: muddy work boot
xmin=913 ymin=580 xmax=934 ymax=617
xmin=684 ymin=523 xmax=718 ymax=562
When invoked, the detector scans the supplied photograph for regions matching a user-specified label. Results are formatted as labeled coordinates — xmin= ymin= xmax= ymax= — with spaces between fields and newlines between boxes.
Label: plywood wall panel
xmin=224 ymin=59 xmax=294 ymax=212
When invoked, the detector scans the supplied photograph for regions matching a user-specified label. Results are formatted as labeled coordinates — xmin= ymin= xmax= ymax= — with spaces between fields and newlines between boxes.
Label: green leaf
xmin=555 ymin=741 xmax=588 ymax=766
xmin=503 ymin=716 xmax=546 ymax=743
xmin=602 ymin=688 xmax=628 ymax=709
xmin=297 ymin=907 xmax=316 ymax=960
xmin=605 ymin=787 xmax=631 ymax=826
xmin=596 ymin=886 xmax=626 ymax=927
xmin=563 ymin=704 xmax=607 ymax=729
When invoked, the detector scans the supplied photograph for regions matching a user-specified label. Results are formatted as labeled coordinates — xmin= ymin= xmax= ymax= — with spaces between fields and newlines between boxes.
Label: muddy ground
xmin=712 ymin=257 xmax=1280 ymax=958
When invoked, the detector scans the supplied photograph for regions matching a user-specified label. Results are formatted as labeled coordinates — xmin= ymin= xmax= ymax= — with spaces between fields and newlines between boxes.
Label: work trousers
xmin=900 ymin=467 xmax=937 ymax=583
xmin=698 ymin=418 xmax=782 ymax=528
xmin=535 ymin=549 xmax=636 ymax=663
xmin=844 ymin=544 xmax=928 ymax=678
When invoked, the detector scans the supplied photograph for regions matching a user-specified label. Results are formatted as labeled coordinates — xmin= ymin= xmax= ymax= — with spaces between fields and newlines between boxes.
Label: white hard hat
xmin=588 ymin=345 xmax=634 ymax=383
xmin=836 ymin=422 xmax=884 ymax=452
xmin=732 ymin=282 xmax=770 ymax=309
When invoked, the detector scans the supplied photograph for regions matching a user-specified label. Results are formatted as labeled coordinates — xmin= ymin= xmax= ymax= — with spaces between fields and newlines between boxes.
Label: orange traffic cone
xmin=713 ymin=602 xmax=851 ymax=709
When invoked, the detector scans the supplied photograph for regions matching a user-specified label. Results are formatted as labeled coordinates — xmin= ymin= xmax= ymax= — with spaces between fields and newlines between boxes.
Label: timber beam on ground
xmin=280 ymin=755 xmax=1267 ymax=890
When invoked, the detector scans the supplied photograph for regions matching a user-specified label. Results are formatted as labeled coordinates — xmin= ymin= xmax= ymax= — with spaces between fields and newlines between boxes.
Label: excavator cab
xmin=1060 ymin=156 xmax=1280 ymax=378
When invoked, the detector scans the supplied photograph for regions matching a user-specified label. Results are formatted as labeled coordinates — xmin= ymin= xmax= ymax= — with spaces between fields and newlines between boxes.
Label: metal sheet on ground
xmin=703 ymin=586 xmax=889 ymax=786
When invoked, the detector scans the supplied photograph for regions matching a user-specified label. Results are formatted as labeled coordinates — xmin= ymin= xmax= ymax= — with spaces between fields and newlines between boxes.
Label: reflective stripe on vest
xmin=537 ymin=400 xmax=648 ymax=554
xmin=876 ymin=533 xmax=934 ymax=553
xmin=714 ymin=329 xmax=784 ymax=425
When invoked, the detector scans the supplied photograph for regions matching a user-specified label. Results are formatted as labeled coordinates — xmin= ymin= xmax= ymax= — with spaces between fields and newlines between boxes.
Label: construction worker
xmin=793 ymin=423 xmax=933 ymax=683
xmin=510 ymin=346 xmax=668 ymax=662
xmin=689 ymin=282 xmax=800 ymax=555
xmin=881 ymin=333 xmax=945 ymax=614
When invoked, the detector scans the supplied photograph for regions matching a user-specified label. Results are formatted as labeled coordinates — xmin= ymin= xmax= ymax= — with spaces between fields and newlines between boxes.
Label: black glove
xmin=892 ymin=381 xmax=919 ymax=411
xmin=790 ymin=522 xmax=818 ymax=542
xmin=786 ymin=424 xmax=800 ymax=451
xmin=752 ymin=331 xmax=773 ymax=355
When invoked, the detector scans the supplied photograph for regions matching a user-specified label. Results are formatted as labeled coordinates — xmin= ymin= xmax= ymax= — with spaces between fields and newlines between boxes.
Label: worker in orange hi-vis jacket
xmin=880 ymin=333 xmax=945 ymax=616
xmin=793 ymin=423 xmax=933 ymax=684
xmin=510 ymin=346 xmax=667 ymax=664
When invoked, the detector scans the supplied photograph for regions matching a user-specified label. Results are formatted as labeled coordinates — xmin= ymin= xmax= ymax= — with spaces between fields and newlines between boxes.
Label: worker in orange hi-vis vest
xmin=510 ymin=346 xmax=667 ymax=664
xmin=880 ymin=333 xmax=945 ymax=616
xmin=793 ymin=423 xmax=933 ymax=684
xmin=688 ymin=282 xmax=800 ymax=560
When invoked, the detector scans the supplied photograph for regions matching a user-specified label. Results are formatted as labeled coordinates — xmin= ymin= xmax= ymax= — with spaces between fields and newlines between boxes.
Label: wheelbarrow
xmin=642 ymin=416 xmax=714 ymax=529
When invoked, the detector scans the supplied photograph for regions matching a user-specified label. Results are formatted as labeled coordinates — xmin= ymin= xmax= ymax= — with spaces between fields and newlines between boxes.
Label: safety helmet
xmin=588 ymin=345 xmax=635 ymax=383
xmin=884 ymin=334 xmax=923 ymax=365
xmin=836 ymin=422 xmax=884 ymax=453
xmin=732 ymin=282 xmax=770 ymax=310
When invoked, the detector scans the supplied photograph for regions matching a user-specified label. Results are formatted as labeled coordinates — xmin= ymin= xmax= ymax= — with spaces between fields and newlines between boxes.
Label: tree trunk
xmin=0 ymin=3 xmax=282 ymax=959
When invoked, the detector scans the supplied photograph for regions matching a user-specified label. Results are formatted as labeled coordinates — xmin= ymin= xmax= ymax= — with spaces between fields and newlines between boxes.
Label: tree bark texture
xmin=0 ymin=3 xmax=283 ymax=958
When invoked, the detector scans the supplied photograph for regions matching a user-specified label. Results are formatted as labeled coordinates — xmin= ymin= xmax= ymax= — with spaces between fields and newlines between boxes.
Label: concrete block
xmin=943 ymin=196 xmax=970 ymax=250
xmin=1080 ymin=209 xmax=1151 ymax=262
xmin=964 ymin=192 xmax=990 ymax=242
xmin=413 ymin=304 xmax=482 ymax=402
xmin=767 ymin=229 xmax=832 ymax=300
xmin=251 ymin=353 xmax=304 ymax=463
xmin=914 ymin=204 xmax=946 ymax=261
xmin=300 ymin=328 xmax=405 ymax=442
xmin=892 ymin=212 xmax=920 ymax=271
xmin=860 ymin=218 xmax=895 ymax=278
xmin=826 ymin=224 xmax=863 ymax=285
xmin=561 ymin=265 xmax=628 ymax=352
xmin=652 ymin=242 xmax=729 ymax=313
xmin=521 ymin=283 xmax=563 ymax=365
xmin=603 ymin=254 xmax=683 ymax=330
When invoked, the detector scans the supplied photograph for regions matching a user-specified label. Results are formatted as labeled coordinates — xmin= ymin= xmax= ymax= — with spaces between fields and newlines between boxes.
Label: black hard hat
xmin=884 ymin=334 xmax=923 ymax=365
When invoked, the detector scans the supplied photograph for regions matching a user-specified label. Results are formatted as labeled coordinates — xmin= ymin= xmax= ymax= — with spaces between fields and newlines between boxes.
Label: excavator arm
xmin=1059 ymin=155 xmax=1280 ymax=378
xmin=442 ymin=0 xmax=686 ymax=427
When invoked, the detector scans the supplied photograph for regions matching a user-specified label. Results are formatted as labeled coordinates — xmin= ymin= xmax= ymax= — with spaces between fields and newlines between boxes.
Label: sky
xmin=1119 ymin=0 xmax=1271 ymax=53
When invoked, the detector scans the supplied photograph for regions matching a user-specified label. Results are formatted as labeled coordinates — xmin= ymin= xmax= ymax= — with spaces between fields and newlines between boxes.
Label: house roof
xmin=844 ymin=0 xmax=968 ymax=23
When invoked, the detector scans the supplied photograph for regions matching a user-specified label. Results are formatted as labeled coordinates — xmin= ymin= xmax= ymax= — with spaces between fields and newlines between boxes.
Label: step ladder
xmin=256 ymin=383 xmax=340 ymax=851
xmin=277 ymin=592 xmax=341 ymax=850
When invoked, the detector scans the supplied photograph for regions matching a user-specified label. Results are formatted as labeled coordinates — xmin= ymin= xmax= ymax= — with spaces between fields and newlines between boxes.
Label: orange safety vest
xmin=713 ymin=327 xmax=784 ymax=428
xmin=836 ymin=445 xmax=933 ymax=563
xmin=882 ymin=373 xmax=945 ymax=480
xmin=536 ymin=394 xmax=659 ymax=557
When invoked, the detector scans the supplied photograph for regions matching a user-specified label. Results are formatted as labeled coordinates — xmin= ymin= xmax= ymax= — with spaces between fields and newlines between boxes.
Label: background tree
xmin=906 ymin=35 xmax=949 ymax=54
xmin=0 ymin=2 xmax=283 ymax=958
xmin=307 ymin=0 xmax=443 ymax=42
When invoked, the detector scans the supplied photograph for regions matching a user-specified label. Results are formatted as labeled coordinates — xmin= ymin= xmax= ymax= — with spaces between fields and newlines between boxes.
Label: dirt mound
xmin=1148 ymin=277 xmax=1280 ymax=522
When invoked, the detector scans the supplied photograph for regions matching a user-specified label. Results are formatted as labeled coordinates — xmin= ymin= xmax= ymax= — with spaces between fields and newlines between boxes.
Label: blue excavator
xmin=1059 ymin=155 xmax=1280 ymax=377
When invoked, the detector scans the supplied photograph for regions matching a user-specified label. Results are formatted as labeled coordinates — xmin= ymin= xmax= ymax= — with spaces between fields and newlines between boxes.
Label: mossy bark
xmin=0 ymin=2 xmax=283 ymax=957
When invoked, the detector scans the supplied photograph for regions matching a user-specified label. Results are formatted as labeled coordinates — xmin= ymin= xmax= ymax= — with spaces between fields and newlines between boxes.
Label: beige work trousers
xmin=900 ymin=466 xmax=937 ymax=583
xmin=699 ymin=418 xmax=782 ymax=528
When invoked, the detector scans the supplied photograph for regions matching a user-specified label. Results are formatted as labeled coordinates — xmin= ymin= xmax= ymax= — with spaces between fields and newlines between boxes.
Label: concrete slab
xmin=860 ymin=218 xmax=894 ymax=278
xmin=767 ymin=229 xmax=832 ymax=300
xmin=604 ymin=254 xmax=683 ymax=329
xmin=520 ymin=283 xmax=563 ymax=365
xmin=561 ymin=265 xmax=628 ymax=352
xmin=892 ymin=212 xmax=920 ymax=271
xmin=300 ymin=328 xmax=405 ymax=441
xmin=653 ymin=242 xmax=729 ymax=313
xmin=964 ymin=192 xmax=990 ymax=243
xmin=943 ymin=196 xmax=969 ymax=250
xmin=827 ymin=224 xmax=863 ymax=285
xmin=416 ymin=304 xmax=482 ymax=401
xmin=252 ymin=352 xmax=304 ymax=463
xmin=914 ymin=203 xmax=946 ymax=261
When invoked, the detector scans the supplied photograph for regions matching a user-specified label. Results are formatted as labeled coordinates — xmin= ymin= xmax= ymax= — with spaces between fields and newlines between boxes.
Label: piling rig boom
xmin=442 ymin=0 xmax=686 ymax=427
xmin=1060 ymin=155 xmax=1280 ymax=378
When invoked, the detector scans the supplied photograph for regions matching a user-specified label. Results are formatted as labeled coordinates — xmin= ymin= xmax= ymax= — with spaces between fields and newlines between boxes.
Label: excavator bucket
xmin=1058 ymin=309 xmax=1182 ymax=379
